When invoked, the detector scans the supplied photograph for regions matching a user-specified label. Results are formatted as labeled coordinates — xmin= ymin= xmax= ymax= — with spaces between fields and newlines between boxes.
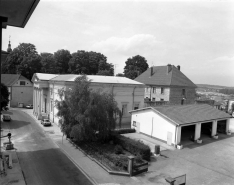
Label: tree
xmin=1 ymin=83 xmax=10 ymax=111
xmin=56 ymin=75 xmax=121 ymax=142
xmin=2 ymin=43 xmax=38 ymax=75
xmin=68 ymin=50 xmax=109 ymax=75
xmin=17 ymin=54 xmax=42 ymax=80
xmin=54 ymin=49 xmax=72 ymax=74
xmin=123 ymin=55 xmax=149 ymax=79
xmin=40 ymin=53 xmax=57 ymax=74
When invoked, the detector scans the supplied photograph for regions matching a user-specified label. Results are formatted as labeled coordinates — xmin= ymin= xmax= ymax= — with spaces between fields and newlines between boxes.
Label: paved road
xmin=2 ymin=109 xmax=93 ymax=185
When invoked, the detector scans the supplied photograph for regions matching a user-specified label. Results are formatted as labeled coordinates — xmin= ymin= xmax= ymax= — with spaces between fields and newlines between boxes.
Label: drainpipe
xmin=52 ymin=81 xmax=55 ymax=123
xmin=132 ymin=86 xmax=136 ymax=110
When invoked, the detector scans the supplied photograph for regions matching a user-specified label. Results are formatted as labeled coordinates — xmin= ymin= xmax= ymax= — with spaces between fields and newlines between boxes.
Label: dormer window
xmin=20 ymin=81 xmax=25 ymax=85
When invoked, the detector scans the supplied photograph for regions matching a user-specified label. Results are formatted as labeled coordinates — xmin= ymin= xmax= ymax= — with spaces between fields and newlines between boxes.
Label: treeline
xmin=219 ymin=89 xmax=234 ymax=95
xmin=3 ymin=43 xmax=149 ymax=81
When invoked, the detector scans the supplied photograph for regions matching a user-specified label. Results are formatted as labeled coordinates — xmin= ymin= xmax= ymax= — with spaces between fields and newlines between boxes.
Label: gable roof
xmin=134 ymin=65 xmax=197 ymax=88
xmin=1 ymin=74 xmax=21 ymax=86
xmin=130 ymin=104 xmax=231 ymax=126
xmin=50 ymin=74 xmax=144 ymax=85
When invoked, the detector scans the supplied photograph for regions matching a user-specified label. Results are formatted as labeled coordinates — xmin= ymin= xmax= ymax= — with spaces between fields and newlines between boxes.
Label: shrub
xmin=112 ymin=134 xmax=151 ymax=161
xmin=112 ymin=128 xmax=135 ymax=135
xmin=114 ymin=144 xmax=123 ymax=154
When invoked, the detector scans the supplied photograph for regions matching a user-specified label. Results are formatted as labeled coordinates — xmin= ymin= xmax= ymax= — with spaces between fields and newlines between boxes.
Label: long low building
xmin=129 ymin=104 xmax=232 ymax=147
xmin=32 ymin=73 xmax=145 ymax=127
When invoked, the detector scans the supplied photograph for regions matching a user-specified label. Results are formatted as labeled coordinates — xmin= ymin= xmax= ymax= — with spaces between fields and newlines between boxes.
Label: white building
xmin=130 ymin=104 xmax=232 ymax=147
xmin=32 ymin=73 xmax=145 ymax=127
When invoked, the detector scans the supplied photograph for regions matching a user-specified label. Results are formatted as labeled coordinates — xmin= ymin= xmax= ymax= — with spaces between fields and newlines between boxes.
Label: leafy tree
xmin=68 ymin=50 xmax=109 ymax=75
xmin=56 ymin=75 xmax=121 ymax=142
xmin=96 ymin=70 xmax=113 ymax=76
xmin=124 ymin=55 xmax=149 ymax=79
xmin=40 ymin=53 xmax=57 ymax=74
xmin=54 ymin=49 xmax=72 ymax=74
xmin=2 ymin=43 xmax=38 ymax=75
xmin=17 ymin=54 xmax=42 ymax=80
xmin=1 ymin=83 xmax=10 ymax=111
xmin=98 ymin=60 xmax=114 ymax=76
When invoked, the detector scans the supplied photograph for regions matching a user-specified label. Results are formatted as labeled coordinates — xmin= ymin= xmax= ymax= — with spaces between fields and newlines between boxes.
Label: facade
xmin=32 ymin=73 xmax=145 ymax=127
xmin=1 ymin=74 xmax=33 ymax=107
xmin=130 ymin=104 xmax=232 ymax=147
xmin=134 ymin=64 xmax=197 ymax=106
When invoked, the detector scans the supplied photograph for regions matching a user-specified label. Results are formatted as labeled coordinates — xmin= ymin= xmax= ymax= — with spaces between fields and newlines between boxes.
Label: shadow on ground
xmin=2 ymin=120 xmax=31 ymax=130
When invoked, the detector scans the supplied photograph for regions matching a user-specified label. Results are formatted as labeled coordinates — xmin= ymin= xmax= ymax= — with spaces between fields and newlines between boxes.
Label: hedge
xmin=112 ymin=134 xmax=151 ymax=161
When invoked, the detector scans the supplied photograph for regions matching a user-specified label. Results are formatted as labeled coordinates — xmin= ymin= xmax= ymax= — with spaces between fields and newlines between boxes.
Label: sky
xmin=2 ymin=0 xmax=234 ymax=87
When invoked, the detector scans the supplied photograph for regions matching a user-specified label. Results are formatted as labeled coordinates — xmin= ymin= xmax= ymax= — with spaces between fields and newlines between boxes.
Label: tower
xmin=7 ymin=35 xmax=12 ymax=53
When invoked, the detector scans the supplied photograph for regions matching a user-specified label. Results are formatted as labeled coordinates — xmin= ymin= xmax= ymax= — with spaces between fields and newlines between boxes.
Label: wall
xmin=144 ymin=86 xmax=170 ymax=101
xmin=131 ymin=109 xmax=176 ymax=145
xmin=169 ymin=87 xmax=196 ymax=105
xmin=10 ymin=79 xmax=33 ymax=107
xmin=49 ymin=81 xmax=145 ymax=127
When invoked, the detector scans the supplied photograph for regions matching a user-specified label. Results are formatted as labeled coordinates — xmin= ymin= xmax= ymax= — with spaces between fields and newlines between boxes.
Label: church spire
xmin=7 ymin=35 xmax=12 ymax=53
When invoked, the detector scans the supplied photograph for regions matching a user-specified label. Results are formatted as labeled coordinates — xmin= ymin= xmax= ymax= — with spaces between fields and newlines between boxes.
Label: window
xmin=122 ymin=104 xmax=127 ymax=116
xmin=134 ymin=103 xmax=140 ymax=110
xmin=182 ymin=89 xmax=186 ymax=96
xmin=153 ymin=87 xmax=156 ymax=93
xmin=20 ymin=81 xmax=25 ymax=85
xmin=50 ymin=88 xmax=53 ymax=95
xmin=161 ymin=87 xmax=164 ymax=94
xmin=152 ymin=98 xmax=155 ymax=101
xmin=133 ymin=121 xmax=136 ymax=127
xmin=160 ymin=99 xmax=164 ymax=101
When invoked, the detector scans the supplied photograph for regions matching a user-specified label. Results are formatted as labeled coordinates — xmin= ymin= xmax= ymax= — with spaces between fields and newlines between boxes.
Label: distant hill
xmin=196 ymin=84 xmax=234 ymax=94
xmin=196 ymin=84 xmax=234 ymax=89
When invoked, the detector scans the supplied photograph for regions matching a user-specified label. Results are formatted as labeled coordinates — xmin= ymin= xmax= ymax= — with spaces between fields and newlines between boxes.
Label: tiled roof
xmin=1 ymin=74 xmax=21 ymax=86
xmin=134 ymin=65 xmax=197 ymax=87
xmin=130 ymin=104 xmax=231 ymax=125
xmin=50 ymin=74 xmax=144 ymax=85
xmin=153 ymin=104 xmax=231 ymax=125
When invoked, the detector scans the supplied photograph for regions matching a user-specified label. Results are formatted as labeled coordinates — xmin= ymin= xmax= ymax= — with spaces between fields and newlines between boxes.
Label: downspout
xmin=175 ymin=125 xmax=178 ymax=147
xmin=52 ymin=81 xmax=55 ymax=123
xmin=132 ymin=86 xmax=136 ymax=110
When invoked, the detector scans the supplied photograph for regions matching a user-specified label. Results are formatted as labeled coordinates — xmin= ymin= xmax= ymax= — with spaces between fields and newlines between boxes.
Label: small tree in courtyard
xmin=56 ymin=75 xmax=121 ymax=142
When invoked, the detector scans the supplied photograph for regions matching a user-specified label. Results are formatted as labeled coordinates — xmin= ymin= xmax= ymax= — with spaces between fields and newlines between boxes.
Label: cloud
xmin=92 ymin=34 xmax=163 ymax=56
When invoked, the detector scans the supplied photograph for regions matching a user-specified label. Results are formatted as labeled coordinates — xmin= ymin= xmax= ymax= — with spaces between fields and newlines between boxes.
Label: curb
xmin=23 ymin=110 xmax=98 ymax=185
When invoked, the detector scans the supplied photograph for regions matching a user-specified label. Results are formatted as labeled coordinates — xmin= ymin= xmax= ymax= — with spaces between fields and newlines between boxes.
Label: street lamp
xmin=0 ymin=0 xmax=40 ymax=158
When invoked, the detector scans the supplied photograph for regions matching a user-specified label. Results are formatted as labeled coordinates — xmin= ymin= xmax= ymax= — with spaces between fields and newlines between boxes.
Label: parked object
xmin=41 ymin=119 xmax=51 ymax=126
xmin=26 ymin=104 xmax=33 ymax=109
xmin=2 ymin=115 xmax=11 ymax=122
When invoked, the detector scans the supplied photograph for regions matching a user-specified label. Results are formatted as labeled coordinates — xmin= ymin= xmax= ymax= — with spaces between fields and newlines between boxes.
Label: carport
xmin=130 ymin=104 xmax=232 ymax=148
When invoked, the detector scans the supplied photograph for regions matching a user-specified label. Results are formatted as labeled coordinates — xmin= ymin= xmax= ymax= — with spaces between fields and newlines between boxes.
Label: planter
xmin=177 ymin=145 xmax=183 ymax=150
xmin=213 ymin=135 xmax=219 ymax=139
xmin=196 ymin=139 xmax=202 ymax=144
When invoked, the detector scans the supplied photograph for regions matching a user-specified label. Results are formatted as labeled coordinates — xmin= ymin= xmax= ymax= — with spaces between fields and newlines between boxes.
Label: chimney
xmin=177 ymin=65 xmax=180 ymax=71
xmin=150 ymin=67 xmax=153 ymax=76
xmin=167 ymin=64 xmax=172 ymax=73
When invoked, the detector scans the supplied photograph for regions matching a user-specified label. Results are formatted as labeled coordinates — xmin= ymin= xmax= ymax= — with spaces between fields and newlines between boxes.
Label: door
xmin=167 ymin=132 xmax=172 ymax=145
xmin=136 ymin=122 xmax=140 ymax=133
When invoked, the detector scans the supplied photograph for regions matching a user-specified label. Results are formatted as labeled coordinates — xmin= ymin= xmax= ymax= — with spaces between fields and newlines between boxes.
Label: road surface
xmin=2 ymin=109 xmax=93 ymax=185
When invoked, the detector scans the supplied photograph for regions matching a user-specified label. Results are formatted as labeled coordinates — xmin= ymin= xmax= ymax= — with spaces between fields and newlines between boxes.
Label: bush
xmin=114 ymin=144 xmax=123 ymax=154
xmin=112 ymin=134 xmax=151 ymax=161
xmin=112 ymin=128 xmax=135 ymax=135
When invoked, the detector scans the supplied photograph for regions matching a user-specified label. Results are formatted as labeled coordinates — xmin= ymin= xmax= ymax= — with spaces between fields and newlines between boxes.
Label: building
xmin=32 ymin=73 xmax=145 ymax=127
xmin=134 ymin=64 xmax=197 ymax=106
xmin=1 ymin=74 xmax=33 ymax=107
xmin=130 ymin=104 xmax=232 ymax=147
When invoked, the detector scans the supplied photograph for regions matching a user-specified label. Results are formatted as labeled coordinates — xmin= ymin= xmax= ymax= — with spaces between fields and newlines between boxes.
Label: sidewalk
xmin=22 ymin=109 xmax=157 ymax=185
xmin=0 ymin=124 xmax=26 ymax=185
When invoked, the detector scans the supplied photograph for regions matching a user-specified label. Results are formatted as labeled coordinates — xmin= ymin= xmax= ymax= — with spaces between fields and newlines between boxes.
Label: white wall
xmin=131 ymin=109 xmax=176 ymax=145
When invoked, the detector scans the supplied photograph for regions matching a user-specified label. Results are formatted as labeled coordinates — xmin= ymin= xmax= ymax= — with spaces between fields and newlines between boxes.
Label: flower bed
xmin=77 ymin=142 xmax=145 ymax=172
